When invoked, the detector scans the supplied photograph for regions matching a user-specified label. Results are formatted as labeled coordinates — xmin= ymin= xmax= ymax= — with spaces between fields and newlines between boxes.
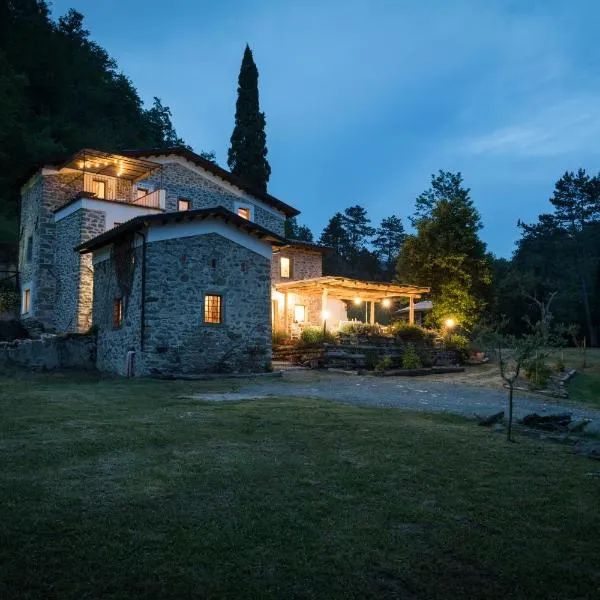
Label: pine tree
xmin=373 ymin=215 xmax=405 ymax=278
xmin=319 ymin=213 xmax=350 ymax=274
xmin=341 ymin=205 xmax=375 ymax=255
xmin=227 ymin=44 xmax=271 ymax=192
xmin=284 ymin=216 xmax=314 ymax=242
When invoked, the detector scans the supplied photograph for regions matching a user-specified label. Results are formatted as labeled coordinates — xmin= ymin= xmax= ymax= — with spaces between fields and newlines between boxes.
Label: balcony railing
xmin=131 ymin=189 xmax=166 ymax=210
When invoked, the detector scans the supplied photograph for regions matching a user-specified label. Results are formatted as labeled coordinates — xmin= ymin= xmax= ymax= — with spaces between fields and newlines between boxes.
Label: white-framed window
xmin=178 ymin=198 xmax=191 ymax=211
xmin=280 ymin=256 xmax=291 ymax=278
xmin=234 ymin=201 xmax=254 ymax=221
xmin=294 ymin=305 xmax=306 ymax=323
xmin=22 ymin=288 xmax=31 ymax=314
xmin=92 ymin=179 xmax=106 ymax=199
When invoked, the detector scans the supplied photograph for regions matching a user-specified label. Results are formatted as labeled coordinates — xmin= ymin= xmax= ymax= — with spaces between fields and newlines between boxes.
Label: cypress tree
xmin=227 ymin=44 xmax=271 ymax=192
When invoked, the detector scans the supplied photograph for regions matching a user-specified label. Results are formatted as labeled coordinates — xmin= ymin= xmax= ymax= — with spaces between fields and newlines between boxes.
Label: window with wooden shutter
xmin=204 ymin=294 xmax=222 ymax=324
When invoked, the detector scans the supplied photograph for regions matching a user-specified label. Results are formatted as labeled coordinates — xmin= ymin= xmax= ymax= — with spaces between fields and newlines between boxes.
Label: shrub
xmin=525 ymin=357 xmax=553 ymax=389
xmin=374 ymin=355 xmax=393 ymax=372
xmin=339 ymin=322 xmax=382 ymax=337
xmin=554 ymin=356 xmax=566 ymax=373
xmin=272 ymin=328 xmax=288 ymax=346
xmin=391 ymin=322 xmax=437 ymax=346
xmin=0 ymin=279 xmax=18 ymax=315
xmin=401 ymin=345 xmax=422 ymax=369
xmin=443 ymin=334 xmax=471 ymax=364
xmin=299 ymin=326 xmax=335 ymax=345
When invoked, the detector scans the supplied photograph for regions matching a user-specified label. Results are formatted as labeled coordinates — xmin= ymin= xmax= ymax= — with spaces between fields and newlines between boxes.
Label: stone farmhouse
xmin=19 ymin=147 xmax=428 ymax=376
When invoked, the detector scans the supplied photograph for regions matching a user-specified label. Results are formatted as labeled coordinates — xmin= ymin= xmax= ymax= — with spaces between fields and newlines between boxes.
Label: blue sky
xmin=50 ymin=0 xmax=600 ymax=257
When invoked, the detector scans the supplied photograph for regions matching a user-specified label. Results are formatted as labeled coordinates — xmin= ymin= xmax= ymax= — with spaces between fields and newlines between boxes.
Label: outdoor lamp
xmin=382 ymin=298 xmax=392 ymax=308
xmin=445 ymin=318 xmax=456 ymax=329
xmin=353 ymin=297 xmax=362 ymax=305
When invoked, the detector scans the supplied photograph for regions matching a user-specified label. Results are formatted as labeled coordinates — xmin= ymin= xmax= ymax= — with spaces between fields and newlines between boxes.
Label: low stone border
xmin=378 ymin=366 xmax=465 ymax=377
xmin=326 ymin=366 xmax=465 ymax=377
xmin=152 ymin=371 xmax=284 ymax=381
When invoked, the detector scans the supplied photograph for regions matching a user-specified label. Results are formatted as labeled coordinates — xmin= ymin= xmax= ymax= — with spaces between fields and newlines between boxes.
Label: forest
xmin=2 ymin=1 xmax=600 ymax=345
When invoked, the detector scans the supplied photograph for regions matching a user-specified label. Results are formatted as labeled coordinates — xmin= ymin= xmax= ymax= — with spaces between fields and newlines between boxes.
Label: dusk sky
xmin=50 ymin=0 xmax=600 ymax=257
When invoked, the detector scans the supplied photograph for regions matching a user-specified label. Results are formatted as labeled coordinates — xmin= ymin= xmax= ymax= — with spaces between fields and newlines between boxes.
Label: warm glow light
xmin=445 ymin=318 xmax=456 ymax=329
xmin=321 ymin=310 xmax=330 ymax=320
xmin=382 ymin=298 xmax=392 ymax=308
xmin=78 ymin=161 xmax=84 ymax=169
xmin=353 ymin=297 xmax=362 ymax=305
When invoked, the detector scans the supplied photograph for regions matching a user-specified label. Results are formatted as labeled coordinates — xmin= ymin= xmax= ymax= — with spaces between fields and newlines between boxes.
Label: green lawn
xmin=564 ymin=348 xmax=600 ymax=408
xmin=1 ymin=369 xmax=599 ymax=599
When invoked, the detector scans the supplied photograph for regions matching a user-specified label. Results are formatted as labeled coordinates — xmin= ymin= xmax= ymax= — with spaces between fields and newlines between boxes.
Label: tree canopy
xmin=397 ymin=171 xmax=491 ymax=329
xmin=0 ymin=0 xmax=212 ymax=242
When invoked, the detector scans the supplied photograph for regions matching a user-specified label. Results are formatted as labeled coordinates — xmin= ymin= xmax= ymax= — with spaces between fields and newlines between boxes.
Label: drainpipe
xmin=136 ymin=230 xmax=147 ymax=351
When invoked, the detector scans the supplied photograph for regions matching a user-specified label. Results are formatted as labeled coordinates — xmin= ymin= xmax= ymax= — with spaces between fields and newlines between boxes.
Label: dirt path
xmin=205 ymin=369 xmax=600 ymax=433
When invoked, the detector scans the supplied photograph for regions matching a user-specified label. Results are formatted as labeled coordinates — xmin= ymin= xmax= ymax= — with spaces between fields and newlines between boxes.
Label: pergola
xmin=274 ymin=276 xmax=430 ymax=325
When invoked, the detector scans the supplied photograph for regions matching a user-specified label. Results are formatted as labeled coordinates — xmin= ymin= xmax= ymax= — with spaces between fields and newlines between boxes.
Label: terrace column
xmin=408 ymin=296 xmax=415 ymax=325
xmin=321 ymin=288 xmax=328 ymax=320
xmin=284 ymin=292 xmax=289 ymax=333
xmin=370 ymin=300 xmax=375 ymax=325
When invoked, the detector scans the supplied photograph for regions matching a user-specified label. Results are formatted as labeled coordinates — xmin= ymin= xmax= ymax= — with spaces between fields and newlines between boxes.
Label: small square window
xmin=280 ymin=256 xmax=291 ymax=278
xmin=112 ymin=298 xmax=123 ymax=328
xmin=22 ymin=288 xmax=31 ymax=314
xmin=204 ymin=294 xmax=222 ymax=324
xmin=294 ymin=305 xmax=306 ymax=323
xmin=26 ymin=236 xmax=33 ymax=263
xmin=178 ymin=198 xmax=191 ymax=211
xmin=237 ymin=207 xmax=251 ymax=220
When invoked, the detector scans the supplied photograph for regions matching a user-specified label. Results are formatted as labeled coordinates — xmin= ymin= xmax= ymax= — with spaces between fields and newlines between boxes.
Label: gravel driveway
xmin=200 ymin=370 xmax=600 ymax=433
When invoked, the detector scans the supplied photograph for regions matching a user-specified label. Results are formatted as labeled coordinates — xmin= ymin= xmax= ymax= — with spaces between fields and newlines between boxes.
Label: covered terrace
xmin=273 ymin=276 xmax=430 ymax=333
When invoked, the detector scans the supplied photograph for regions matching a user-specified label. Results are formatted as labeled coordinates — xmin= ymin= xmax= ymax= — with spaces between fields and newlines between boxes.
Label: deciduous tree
xmin=397 ymin=171 xmax=491 ymax=330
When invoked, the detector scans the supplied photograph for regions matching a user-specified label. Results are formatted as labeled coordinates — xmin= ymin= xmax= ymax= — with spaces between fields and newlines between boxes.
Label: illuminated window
xmin=204 ymin=294 xmax=222 ymax=324
xmin=280 ymin=256 xmax=291 ymax=278
xmin=294 ymin=305 xmax=306 ymax=323
xmin=22 ymin=288 xmax=31 ymax=314
xmin=137 ymin=187 xmax=149 ymax=198
xmin=92 ymin=180 xmax=106 ymax=199
xmin=178 ymin=198 xmax=191 ymax=211
xmin=112 ymin=298 xmax=123 ymax=328
xmin=237 ymin=206 xmax=251 ymax=220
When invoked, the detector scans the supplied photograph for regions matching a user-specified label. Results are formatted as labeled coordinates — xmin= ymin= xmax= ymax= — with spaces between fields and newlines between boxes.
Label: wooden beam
xmin=370 ymin=300 xmax=375 ymax=325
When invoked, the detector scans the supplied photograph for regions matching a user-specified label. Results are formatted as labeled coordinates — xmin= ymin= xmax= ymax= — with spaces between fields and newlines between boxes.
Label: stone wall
xmin=271 ymin=247 xmax=323 ymax=283
xmin=0 ymin=333 xmax=96 ymax=370
xmin=93 ymin=244 xmax=143 ymax=375
xmin=19 ymin=172 xmax=83 ymax=331
xmin=142 ymin=233 xmax=272 ymax=375
xmin=54 ymin=208 xmax=106 ymax=332
xmin=138 ymin=162 xmax=286 ymax=235
xmin=18 ymin=176 xmax=43 ymax=325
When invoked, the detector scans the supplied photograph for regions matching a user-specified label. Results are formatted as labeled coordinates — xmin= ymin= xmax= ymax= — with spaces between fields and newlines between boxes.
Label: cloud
xmin=464 ymin=96 xmax=600 ymax=158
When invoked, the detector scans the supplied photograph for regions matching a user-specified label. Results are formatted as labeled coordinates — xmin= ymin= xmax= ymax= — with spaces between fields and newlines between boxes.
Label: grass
xmin=562 ymin=347 xmax=600 ymax=408
xmin=1 ymin=369 xmax=600 ymax=599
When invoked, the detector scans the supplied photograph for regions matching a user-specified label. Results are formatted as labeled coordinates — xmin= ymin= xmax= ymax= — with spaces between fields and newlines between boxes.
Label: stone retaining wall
xmin=0 ymin=334 xmax=96 ymax=370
